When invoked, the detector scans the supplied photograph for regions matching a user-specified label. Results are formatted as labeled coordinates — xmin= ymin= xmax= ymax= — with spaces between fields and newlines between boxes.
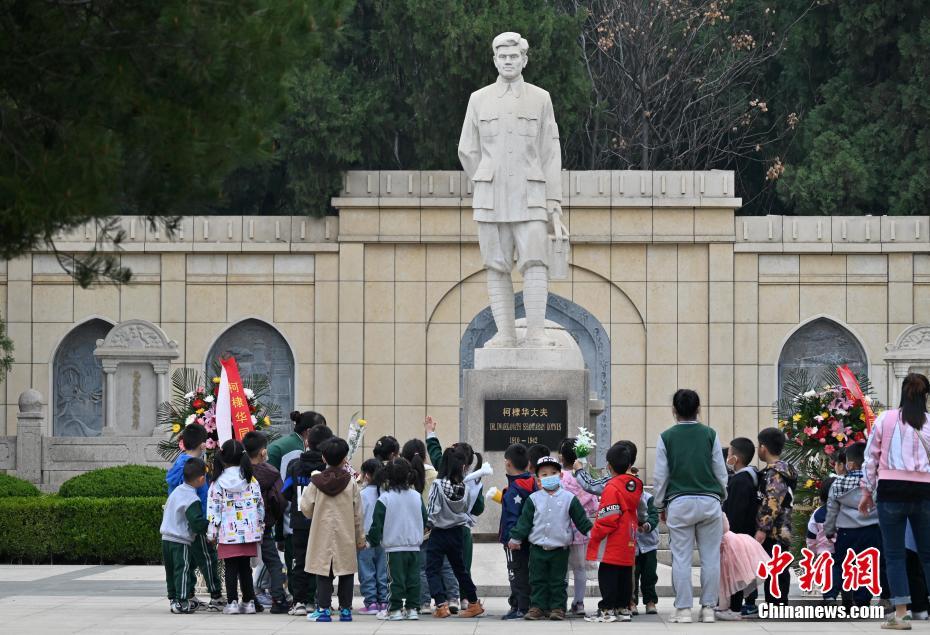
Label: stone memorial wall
xmin=2 ymin=170 xmax=930 ymax=490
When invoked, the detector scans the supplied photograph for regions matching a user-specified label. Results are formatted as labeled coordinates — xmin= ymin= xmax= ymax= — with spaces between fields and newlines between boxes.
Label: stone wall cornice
xmin=42 ymin=215 xmax=338 ymax=254
xmin=734 ymin=215 xmax=930 ymax=253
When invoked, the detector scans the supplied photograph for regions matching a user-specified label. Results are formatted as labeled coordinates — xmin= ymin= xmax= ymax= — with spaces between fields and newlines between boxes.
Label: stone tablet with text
xmin=483 ymin=399 xmax=567 ymax=451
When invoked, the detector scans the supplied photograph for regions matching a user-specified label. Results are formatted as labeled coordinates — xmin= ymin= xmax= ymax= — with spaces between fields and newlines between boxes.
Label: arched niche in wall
xmin=205 ymin=318 xmax=295 ymax=424
xmin=777 ymin=317 xmax=869 ymax=401
xmin=52 ymin=318 xmax=114 ymax=436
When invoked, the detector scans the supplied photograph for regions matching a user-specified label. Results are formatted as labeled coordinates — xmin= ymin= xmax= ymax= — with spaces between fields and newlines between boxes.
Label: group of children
xmin=161 ymin=409 xmax=878 ymax=621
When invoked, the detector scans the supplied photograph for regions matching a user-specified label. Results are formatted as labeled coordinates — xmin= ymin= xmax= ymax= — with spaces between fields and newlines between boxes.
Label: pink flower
xmin=197 ymin=386 xmax=205 ymax=394
xmin=205 ymin=438 xmax=216 ymax=449
xmin=814 ymin=415 xmax=824 ymax=423
xmin=824 ymin=444 xmax=835 ymax=455
xmin=819 ymin=438 xmax=826 ymax=444
xmin=830 ymin=420 xmax=843 ymax=434
xmin=195 ymin=418 xmax=204 ymax=425
xmin=845 ymin=427 xmax=853 ymax=435
xmin=204 ymin=420 xmax=216 ymax=433
xmin=804 ymin=426 xmax=817 ymax=436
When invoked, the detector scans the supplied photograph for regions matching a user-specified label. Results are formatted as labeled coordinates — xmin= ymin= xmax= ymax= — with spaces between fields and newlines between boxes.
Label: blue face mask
xmin=540 ymin=474 xmax=561 ymax=491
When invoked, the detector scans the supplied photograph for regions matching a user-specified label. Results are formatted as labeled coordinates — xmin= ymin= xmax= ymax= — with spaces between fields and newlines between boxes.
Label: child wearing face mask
xmin=507 ymin=456 xmax=593 ymax=621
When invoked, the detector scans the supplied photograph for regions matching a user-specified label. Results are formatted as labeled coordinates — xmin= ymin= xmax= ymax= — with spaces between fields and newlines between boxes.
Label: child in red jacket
xmin=585 ymin=444 xmax=642 ymax=623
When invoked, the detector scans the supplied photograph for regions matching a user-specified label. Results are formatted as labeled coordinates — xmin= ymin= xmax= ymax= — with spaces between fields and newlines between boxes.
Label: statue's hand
xmin=548 ymin=201 xmax=569 ymax=240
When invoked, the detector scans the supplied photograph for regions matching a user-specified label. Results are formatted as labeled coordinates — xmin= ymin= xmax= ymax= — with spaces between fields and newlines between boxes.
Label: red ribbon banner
xmin=837 ymin=364 xmax=876 ymax=434
xmin=221 ymin=356 xmax=254 ymax=441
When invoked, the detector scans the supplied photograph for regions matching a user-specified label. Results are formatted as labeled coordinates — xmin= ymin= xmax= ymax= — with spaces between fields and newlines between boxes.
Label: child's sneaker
xmin=223 ymin=600 xmax=240 ymax=614
xmin=289 ymin=602 xmax=307 ymax=616
xmin=208 ymin=597 xmax=225 ymax=612
xmin=584 ymin=608 xmax=616 ymax=623
xmin=433 ymin=603 xmax=452 ymax=619
xmin=339 ymin=608 xmax=352 ymax=622
xmin=388 ymin=610 xmax=405 ymax=621
xmin=376 ymin=607 xmax=390 ymax=619
xmin=359 ymin=603 xmax=380 ymax=615
xmin=714 ymin=609 xmax=742 ymax=621
xmin=270 ymin=600 xmax=290 ymax=614
xmin=570 ymin=602 xmax=585 ymax=616
xmin=616 ymin=609 xmax=632 ymax=622
xmin=170 ymin=600 xmax=190 ymax=614
xmin=458 ymin=600 xmax=485 ymax=618
xmin=241 ymin=600 xmax=256 ymax=615
xmin=406 ymin=608 xmax=419 ymax=620
xmin=255 ymin=591 xmax=273 ymax=608
xmin=307 ymin=608 xmax=330 ymax=622
xmin=187 ymin=596 xmax=203 ymax=611
xmin=882 ymin=615 xmax=913 ymax=630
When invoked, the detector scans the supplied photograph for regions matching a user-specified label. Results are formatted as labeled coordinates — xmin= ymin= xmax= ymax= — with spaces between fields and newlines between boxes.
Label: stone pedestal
xmin=461 ymin=322 xmax=595 ymax=534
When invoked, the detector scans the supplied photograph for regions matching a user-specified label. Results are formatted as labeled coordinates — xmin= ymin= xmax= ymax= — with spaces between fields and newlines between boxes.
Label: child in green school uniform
xmin=160 ymin=458 xmax=210 ymax=614
xmin=507 ymin=456 xmax=593 ymax=620
xmin=366 ymin=457 xmax=428 ymax=621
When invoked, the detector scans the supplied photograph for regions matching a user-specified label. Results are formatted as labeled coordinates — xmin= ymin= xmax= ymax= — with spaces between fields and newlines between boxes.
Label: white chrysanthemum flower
xmin=184 ymin=391 xmax=195 ymax=400
xmin=204 ymin=395 xmax=214 ymax=403
xmin=185 ymin=413 xmax=196 ymax=426
xmin=803 ymin=390 xmax=817 ymax=398
xmin=250 ymin=415 xmax=257 ymax=424
xmin=244 ymin=388 xmax=255 ymax=399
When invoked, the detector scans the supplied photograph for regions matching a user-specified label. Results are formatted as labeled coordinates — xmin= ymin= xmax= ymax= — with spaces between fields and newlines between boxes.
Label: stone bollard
xmin=14 ymin=389 xmax=44 ymax=484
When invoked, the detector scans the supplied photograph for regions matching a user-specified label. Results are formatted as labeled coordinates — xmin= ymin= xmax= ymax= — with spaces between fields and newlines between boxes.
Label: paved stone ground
xmin=0 ymin=545 xmax=893 ymax=633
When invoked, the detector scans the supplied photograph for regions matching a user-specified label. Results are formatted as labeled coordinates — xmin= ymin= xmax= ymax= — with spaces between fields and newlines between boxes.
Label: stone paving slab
xmin=0 ymin=594 xmax=893 ymax=633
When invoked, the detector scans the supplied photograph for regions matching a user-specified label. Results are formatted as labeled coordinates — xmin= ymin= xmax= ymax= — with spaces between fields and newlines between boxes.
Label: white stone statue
xmin=458 ymin=32 xmax=569 ymax=348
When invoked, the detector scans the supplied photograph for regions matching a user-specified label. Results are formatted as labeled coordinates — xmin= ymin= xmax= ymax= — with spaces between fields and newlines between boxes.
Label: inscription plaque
xmin=483 ymin=399 xmax=567 ymax=452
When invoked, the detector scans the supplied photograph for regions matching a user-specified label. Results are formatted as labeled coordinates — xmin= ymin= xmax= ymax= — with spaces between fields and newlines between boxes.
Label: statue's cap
xmin=492 ymin=32 xmax=528 ymax=52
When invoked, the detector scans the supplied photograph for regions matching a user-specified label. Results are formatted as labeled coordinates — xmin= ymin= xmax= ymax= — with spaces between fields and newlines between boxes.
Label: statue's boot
xmin=523 ymin=264 xmax=551 ymax=347
xmin=485 ymin=269 xmax=517 ymax=348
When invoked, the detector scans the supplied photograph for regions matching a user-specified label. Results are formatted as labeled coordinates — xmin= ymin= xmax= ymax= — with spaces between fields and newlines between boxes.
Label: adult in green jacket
xmin=267 ymin=410 xmax=326 ymax=592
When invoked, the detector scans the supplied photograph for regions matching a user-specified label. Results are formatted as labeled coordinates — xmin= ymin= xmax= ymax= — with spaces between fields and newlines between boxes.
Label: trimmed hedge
xmin=58 ymin=465 xmax=168 ymax=499
xmin=0 ymin=496 xmax=163 ymax=562
xmin=0 ymin=473 xmax=41 ymax=497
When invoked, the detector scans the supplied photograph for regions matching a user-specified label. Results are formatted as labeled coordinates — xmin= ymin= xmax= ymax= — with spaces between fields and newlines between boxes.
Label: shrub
xmin=0 ymin=473 xmax=41 ymax=497
xmin=0 ymin=496 xmax=164 ymax=563
xmin=58 ymin=465 xmax=168 ymax=498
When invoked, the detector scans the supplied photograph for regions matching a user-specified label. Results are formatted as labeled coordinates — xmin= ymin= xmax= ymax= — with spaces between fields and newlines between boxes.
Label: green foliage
xmin=58 ymin=466 xmax=168 ymax=499
xmin=0 ymin=496 xmax=164 ymax=563
xmin=775 ymin=0 xmax=930 ymax=215
xmin=0 ymin=314 xmax=13 ymax=376
xmin=0 ymin=473 xmax=41 ymax=498
xmin=0 ymin=0 xmax=351 ymax=271
xmin=225 ymin=0 xmax=590 ymax=215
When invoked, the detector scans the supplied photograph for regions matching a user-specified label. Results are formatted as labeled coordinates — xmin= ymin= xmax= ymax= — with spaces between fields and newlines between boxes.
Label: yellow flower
xmin=358 ymin=419 xmax=367 ymax=427
xmin=821 ymin=412 xmax=829 ymax=419
xmin=777 ymin=420 xmax=785 ymax=429
xmin=860 ymin=413 xmax=866 ymax=421
xmin=195 ymin=408 xmax=205 ymax=415
xmin=835 ymin=433 xmax=846 ymax=441
xmin=212 ymin=377 xmax=221 ymax=384
xmin=804 ymin=479 xmax=814 ymax=489
xmin=792 ymin=413 xmax=802 ymax=422
xmin=172 ymin=423 xmax=181 ymax=433
xmin=263 ymin=416 xmax=270 ymax=426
